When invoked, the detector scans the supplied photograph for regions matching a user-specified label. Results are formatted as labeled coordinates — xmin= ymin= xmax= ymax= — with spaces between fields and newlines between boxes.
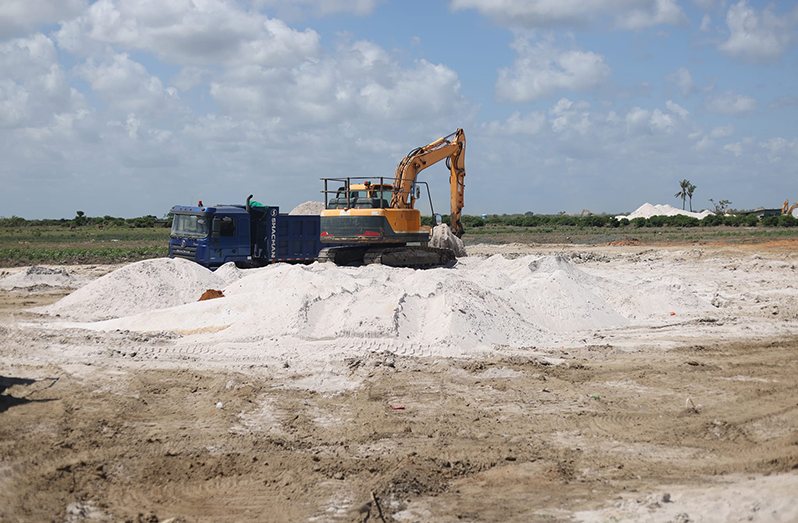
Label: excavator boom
xmin=391 ymin=129 xmax=466 ymax=237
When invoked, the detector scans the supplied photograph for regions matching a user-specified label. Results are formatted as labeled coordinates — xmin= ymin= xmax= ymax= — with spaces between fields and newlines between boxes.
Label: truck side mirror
xmin=211 ymin=217 xmax=221 ymax=240
xmin=435 ymin=214 xmax=442 ymax=225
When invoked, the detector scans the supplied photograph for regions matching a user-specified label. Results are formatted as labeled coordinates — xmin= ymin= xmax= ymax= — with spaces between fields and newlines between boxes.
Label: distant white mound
xmin=617 ymin=203 xmax=713 ymax=221
xmin=0 ymin=266 xmax=87 ymax=290
xmin=430 ymin=224 xmax=467 ymax=257
xmin=51 ymin=255 xmax=711 ymax=357
xmin=289 ymin=201 xmax=326 ymax=215
xmin=34 ymin=258 xmax=233 ymax=321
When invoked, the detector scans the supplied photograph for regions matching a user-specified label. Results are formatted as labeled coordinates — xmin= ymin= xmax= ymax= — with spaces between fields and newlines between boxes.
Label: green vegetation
xmin=425 ymin=212 xmax=792 ymax=230
xmin=0 ymin=212 xmax=170 ymax=266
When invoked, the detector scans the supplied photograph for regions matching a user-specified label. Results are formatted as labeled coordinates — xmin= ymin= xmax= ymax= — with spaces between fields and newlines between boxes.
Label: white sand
xmin=33 ymin=258 xmax=237 ymax=321
xmin=0 ymin=266 xmax=88 ymax=290
xmin=38 ymin=254 xmax=717 ymax=358
xmin=617 ymin=203 xmax=713 ymax=220
xmin=289 ymin=201 xmax=326 ymax=215
xmin=573 ymin=473 xmax=798 ymax=523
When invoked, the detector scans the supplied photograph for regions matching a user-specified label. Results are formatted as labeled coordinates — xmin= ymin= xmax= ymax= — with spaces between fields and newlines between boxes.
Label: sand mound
xmin=63 ymin=255 xmax=710 ymax=356
xmin=430 ymin=224 xmax=467 ymax=257
xmin=617 ymin=203 xmax=713 ymax=220
xmin=34 ymin=258 xmax=228 ymax=321
xmin=289 ymin=201 xmax=326 ymax=215
xmin=0 ymin=266 xmax=88 ymax=290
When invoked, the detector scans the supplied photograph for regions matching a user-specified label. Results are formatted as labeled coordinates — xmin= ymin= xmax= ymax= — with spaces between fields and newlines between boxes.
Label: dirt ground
xmin=1 ymin=244 xmax=797 ymax=523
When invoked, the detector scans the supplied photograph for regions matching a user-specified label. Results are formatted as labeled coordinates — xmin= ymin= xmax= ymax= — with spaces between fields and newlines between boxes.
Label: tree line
xmin=0 ymin=211 xmax=171 ymax=229
xmin=422 ymin=213 xmax=797 ymax=229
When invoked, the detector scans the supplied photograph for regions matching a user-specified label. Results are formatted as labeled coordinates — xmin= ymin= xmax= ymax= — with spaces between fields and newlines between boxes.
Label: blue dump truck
xmin=169 ymin=195 xmax=327 ymax=269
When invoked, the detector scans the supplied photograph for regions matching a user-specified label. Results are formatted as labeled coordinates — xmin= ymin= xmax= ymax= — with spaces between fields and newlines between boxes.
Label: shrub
xmin=647 ymin=215 xmax=667 ymax=227
xmin=701 ymin=214 xmax=724 ymax=227
xmin=631 ymin=217 xmax=647 ymax=228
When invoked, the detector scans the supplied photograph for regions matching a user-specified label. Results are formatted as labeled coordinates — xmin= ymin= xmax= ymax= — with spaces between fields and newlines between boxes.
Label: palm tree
xmin=674 ymin=179 xmax=690 ymax=210
xmin=687 ymin=183 xmax=697 ymax=212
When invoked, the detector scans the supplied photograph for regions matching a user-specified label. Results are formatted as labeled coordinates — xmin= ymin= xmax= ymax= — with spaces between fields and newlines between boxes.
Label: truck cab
xmin=169 ymin=205 xmax=254 ymax=269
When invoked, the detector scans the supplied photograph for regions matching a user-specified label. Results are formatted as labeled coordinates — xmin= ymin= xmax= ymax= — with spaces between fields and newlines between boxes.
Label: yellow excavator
xmin=318 ymin=129 xmax=466 ymax=268
xmin=783 ymin=200 xmax=798 ymax=215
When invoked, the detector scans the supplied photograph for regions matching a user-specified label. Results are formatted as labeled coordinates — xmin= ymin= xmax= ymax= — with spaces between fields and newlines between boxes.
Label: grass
xmin=0 ymin=225 xmax=170 ymax=266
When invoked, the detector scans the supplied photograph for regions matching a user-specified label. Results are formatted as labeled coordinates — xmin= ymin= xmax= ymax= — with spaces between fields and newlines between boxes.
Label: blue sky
xmin=1 ymin=0 xmax=796 ymax=219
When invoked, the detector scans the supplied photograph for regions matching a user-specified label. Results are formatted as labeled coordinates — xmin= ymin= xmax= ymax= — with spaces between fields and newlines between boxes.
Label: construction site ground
xmin=1 ymin=240 xmax=797 ymax=523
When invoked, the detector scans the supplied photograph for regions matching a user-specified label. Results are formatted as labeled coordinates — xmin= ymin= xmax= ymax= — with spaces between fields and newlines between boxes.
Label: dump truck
xmin=169 ymin=196 xmax=330 ymax=269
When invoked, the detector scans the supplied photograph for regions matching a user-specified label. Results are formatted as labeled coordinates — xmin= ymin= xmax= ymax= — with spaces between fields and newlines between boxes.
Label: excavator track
xmin=318 ymin=245 xmax=455 ymax=268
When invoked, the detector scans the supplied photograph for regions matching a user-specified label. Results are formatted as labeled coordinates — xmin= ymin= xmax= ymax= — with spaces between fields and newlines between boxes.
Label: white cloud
xmin=205 ymin=36 xmax=470 ymax=129
xmin=616 ymin=0 xmax=687 ymax=30
xmin=759 ymin=137 xmax=797 ymax=163
xmin=664 ymin=67 xmax=696 ymax=97
xmin=0 ymin=34 xmax=80 ymax=127
xmin=699 ymin=14 xmax=712 ymax=32
xmin=76 ymin=53 xmax=181 ymax=116
xmin=449 ymin=0 xmax=686 ymax=30
xmin=666 ymin=100 xmax=690 ymax=119
xmin=0 ymin=0 xmax=86 ymax=38
xmin=483 ymin=111 xmax=548 ymax=135
xmin=724 ymin=142 xmax=743 ymax=156
xmin=495 ymin=38 xmax=610 ymax=103
xmin=719 ymin=1 xmax=797 ymax=63
xmin=710 ymin=124 xmax=735 ymax=138
xmin=55 ymin=0 xmax=321 ymax=67
xmin=705 ymin=91 xmax=757 ymax=116
xmin=253 ymin=0 xmax=382 ymax=17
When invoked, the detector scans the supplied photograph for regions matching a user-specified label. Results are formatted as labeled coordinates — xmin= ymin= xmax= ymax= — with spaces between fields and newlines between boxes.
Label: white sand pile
xmin=430 ymin=224 xmax=467 ymax=257
xmin=617 ymin=203 xmax=713 ymax=220
xmin=0 ymin=266 xmax=88 ymax=290
xmin=50 ymin=255 xmax=710 ymax=356
xmin=34 ymin=258 xmax=237 ymax=321
xmin=289 ymin=201 xmax=326 ymax=215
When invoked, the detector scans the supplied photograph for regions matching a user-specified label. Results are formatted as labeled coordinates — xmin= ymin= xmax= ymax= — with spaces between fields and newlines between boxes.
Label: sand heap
xmin=0 ymin=266 xmax=88 ymax=290
xmin=289 ymin=201 xmax=326 ymax=215
xmin=34 ymin=258 xmax=240 ymax=321
xmin=617 ymin=203 xmax=713 ymax=221
xmin=44 ymin=256 xmax=711 ymax=356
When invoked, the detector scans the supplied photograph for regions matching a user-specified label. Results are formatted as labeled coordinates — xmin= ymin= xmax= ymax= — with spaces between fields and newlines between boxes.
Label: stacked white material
xmin=43 ymin=256 xmax=711 ymax=357
xmin=0 ymin=266 xmax=88 ymax=290
xmin=289 ymin=201 xmax=326 ymax=215
xmin=33 ymin=258 xmax=238 ymax=321
xmin=617 ymin=203 xmax=713 ymax=220
xmin=430 ymin=224 xmax=467 ymax=257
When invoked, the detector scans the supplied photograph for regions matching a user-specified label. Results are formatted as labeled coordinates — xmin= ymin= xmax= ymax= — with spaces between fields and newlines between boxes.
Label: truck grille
xmin=170 ymin=246 xmax=197 ymax=260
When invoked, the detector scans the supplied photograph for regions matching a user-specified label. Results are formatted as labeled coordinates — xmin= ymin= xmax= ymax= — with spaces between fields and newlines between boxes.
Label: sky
xmin=1 ymin=0 xmax=797 ymax=219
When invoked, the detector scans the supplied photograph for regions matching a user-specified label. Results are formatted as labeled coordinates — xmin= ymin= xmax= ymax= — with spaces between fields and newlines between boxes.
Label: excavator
xmin=782 ymin=200 xmax=798 ymax=216
xmin=318 ymin=129 xmax=466 ymax=268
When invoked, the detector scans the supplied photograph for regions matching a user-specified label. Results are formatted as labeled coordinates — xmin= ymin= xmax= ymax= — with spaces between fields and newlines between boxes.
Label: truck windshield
xmin=171 ymin=214 xmax=210 ymax=239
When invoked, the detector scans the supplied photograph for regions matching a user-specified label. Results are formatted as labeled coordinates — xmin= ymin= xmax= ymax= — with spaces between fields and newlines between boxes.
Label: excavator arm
xmin=390 ymin=129 xmax=466 ymax=237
